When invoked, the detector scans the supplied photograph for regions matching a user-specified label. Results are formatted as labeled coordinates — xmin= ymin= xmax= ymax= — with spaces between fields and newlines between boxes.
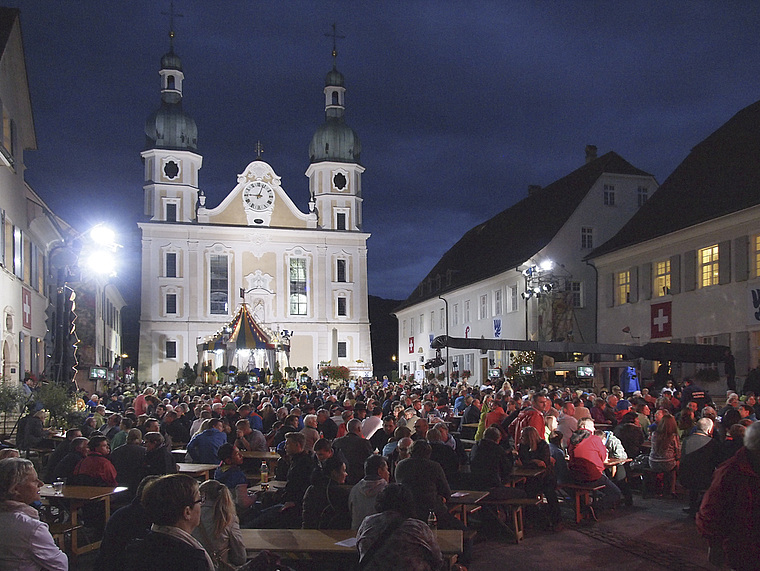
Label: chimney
xmin=528 ymin=184 xmax=542 ymax=196
xmin=585 ymin=145 xmax=597 ymax=164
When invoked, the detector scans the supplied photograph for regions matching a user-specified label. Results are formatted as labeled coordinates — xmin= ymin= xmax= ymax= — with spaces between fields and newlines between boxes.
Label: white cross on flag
xmin=408 ymin=336 xmax=414 ymax=354
xmin=650 ymin=301 xmax=672 ymax=339
xmin=21 ymin=287 xmax=32 ymax=330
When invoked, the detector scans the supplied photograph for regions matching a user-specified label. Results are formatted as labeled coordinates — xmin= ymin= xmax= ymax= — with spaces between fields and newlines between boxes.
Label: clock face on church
xmin=243 ymin=181 xmax=275 ymax=211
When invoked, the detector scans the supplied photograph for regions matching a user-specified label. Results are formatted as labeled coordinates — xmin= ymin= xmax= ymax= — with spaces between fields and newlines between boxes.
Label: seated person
xmin=43 ymin=428 xmax=82 ymax=483
xmin=349 ymin=454 xmax=390 ymax=530
xmin=142 ymin=431 xmax=178 ymax=477
xmin=517 ymin=426 xmax=561 ymax=526
xmin=357 ymin=483 xmax=442 ymax=571
xmin=69 ymin=435 xmax=118 ymax=487
xmin=51 ymin=436 xmax=88 ymax=484
xmin=469 ymin=426 xmax=524 ymax=499
xmin=302 ymin=455 xmax=351 ymax=529
xmin=110 ymin=428 xmax=147 ymax=497
xmin=246 ymin=431 xmax=317 ymax=529
xmin=214 ymin=444 xmax=255 ymax=512
xmin=124 ymin=474 xmax=214 ymax=571
xmin=568 ymin=418 xmax=622 ymax=512
xmin=96 ymin=475 xmax=158 ymax=571
xmin=192 ymin=480 xmax=246 ymax=570
xmin=426 ymin=427 xmax=459 ymax=479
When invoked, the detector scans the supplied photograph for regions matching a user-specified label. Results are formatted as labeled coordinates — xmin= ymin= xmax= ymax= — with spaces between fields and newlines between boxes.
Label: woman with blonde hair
xmin=192 ymin=479 xmax=246 ymax=570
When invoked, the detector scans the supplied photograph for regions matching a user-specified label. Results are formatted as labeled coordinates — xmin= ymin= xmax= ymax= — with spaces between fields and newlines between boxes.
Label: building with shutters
xmin=589 ymin=98 xmax=760 ymax=383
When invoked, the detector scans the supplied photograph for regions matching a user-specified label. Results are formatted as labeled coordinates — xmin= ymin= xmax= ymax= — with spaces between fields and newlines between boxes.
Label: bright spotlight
xmin=540 ymin=260 xmax=554 ymax=272
xmin=90 ymin=225 xmax=116 ymax=245
xmin=87 ymin=250 xmax=115 ymax=275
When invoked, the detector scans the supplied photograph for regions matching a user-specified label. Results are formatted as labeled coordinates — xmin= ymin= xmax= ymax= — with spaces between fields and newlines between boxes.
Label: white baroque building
xmin=138 ymin=43 xmax=372 ymax=382
xmin=395 ymin=148 xmax=657 ymax=385
xmin=590 ymin=99 xmax=760 ymax=385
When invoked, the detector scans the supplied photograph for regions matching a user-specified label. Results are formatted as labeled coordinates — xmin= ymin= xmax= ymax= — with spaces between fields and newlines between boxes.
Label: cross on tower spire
xmin=161 ymin=1 xmax=183 ymax=50
xmin=254 ymin=141 xmax=264 ymax=158
xmin=325 ymin=23 xmax=345 ymax=68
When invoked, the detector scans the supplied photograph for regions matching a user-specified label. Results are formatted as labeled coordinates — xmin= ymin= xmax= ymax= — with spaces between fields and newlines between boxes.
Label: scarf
xmin=152 ymin=523 xmax=216 ymax=571
xmin=0 ymin=500 xmax=40 ymax=519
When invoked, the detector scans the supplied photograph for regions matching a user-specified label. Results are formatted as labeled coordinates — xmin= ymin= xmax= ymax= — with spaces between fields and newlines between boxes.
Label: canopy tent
xmin=197 ymin=304 xmax=289 ymax=382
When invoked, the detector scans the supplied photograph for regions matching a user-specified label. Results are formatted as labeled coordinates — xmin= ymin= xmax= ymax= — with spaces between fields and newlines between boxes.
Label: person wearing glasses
xmin=125 ymin=474 xmax=214 ymax=571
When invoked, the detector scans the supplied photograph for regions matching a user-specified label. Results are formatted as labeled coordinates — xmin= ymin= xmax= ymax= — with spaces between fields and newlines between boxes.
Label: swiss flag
xmin=21 ymin=287 xmax=32 ymax=330
xmin=408 ymin=337 xmax=414 ymax=354
xmin=651 ymin=301 xmax=672 ymax=339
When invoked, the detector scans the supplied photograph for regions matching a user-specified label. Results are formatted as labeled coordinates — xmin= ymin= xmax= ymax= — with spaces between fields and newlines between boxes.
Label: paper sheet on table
xmin=335 ymin=537 xmax=358 ymax=547
xmin=451 ymin=492 xmax=468 ymax=497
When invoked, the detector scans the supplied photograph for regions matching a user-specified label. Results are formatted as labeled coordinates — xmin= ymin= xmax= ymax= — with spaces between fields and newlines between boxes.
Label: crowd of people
xmin=1 ymin=372 xmax=760 ymax=570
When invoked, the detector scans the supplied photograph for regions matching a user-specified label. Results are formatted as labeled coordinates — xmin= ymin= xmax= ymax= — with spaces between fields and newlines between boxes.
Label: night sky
xmin=6 ymin=1 xmax=760 ymax=354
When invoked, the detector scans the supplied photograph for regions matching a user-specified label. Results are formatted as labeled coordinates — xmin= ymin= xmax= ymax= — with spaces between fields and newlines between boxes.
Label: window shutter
xmin=669 ymin=254 xmax=681 ymax=294
xmin=719 ymin=240 xmax=731 ymax=285
xmin=629 ymin=266 xmax=639 ymax=303
xmin=607 ymin=273 xmax=615 ymax=307
xmin=683 ymin=250 xmax=696 ymax=292
xmin=641 ymin=262 xmax=652 ymax=300
xmin=734 ymin=235 xmax=749 ymax=282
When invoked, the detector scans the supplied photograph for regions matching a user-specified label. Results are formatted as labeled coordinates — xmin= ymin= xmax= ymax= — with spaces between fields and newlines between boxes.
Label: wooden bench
xmin=560 ymin=482 xmax=605 ymax=523
xmin=475 ymin=496 xmax=542 ymax=543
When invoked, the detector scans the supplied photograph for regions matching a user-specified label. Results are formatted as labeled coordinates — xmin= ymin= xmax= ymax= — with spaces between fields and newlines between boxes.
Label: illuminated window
xmin=699 ymin=245 xmax=719 ymax=288
xmin=289 ymin=258 xmax=307 ymax=315
xmin=655 ymin=260 xmax=671 ymax=296
xmin=754 ymin=235 xmax=760 ymax=278
xmin=616 ymin=270 xmax=631 ymax=305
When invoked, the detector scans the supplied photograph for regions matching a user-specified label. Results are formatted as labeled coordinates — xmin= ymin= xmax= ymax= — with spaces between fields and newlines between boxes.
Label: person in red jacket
xmin=508 ymin=393 xmax=551 ymax=443
xmin=697 ymin=421 xmax=760 ymax=571
xmin=70 ymin=435 xmax=118 ymax=486
xmin=567 ymin=418 xmax=622 ymax=515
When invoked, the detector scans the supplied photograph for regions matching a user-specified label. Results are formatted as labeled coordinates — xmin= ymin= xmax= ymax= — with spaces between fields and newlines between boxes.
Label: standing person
xmin=349 ymin=455 xmax=390 ymax=530
xmin=697 ymin=421 xmax=760 ymax=571
xmin=125 ymin=474 xmax=214 ymax=571
xmin=648 ymin=412 xmax=681 ymax=497
xmin=0 ymin=458 xmax=68 ymax=571
xmin=680 ymin=418 xmax=720 ymax=515
xmin=192 ymin=480 xmax=246 ymax=570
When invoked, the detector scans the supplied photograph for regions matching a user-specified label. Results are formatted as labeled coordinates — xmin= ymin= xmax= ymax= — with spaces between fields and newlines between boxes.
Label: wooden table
xmin=448 ymin=490 xmax=488 ymax=525
xmin=240 ymin=450 xmax=280 ymax=470
xmin=248 ymin=479 xmax=286 ymax=493
xmin=177 ymin=462 xmax=219 ymax=480
xmin=40 ymin=484 xmax=127 ymax=555
xmin=241 ymin=528 xmax=462 ymax=563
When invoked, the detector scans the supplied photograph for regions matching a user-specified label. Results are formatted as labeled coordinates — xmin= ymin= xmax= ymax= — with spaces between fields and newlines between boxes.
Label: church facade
xmin=138 ymin=44 xmax=372 ymax=383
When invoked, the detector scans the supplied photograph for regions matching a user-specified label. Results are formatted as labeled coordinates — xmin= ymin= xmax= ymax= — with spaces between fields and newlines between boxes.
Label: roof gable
xmin=397 ymin=151 xmax=651 ymax=310
xmin=590 ymin=99 xmax=760 ymax=259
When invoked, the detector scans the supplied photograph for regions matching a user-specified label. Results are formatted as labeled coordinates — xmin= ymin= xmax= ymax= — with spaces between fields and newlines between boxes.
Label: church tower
xmin=306 ymin=45 xmax=364 ymax=231
xmin=141 ymin=31 xmax=202 ymax=223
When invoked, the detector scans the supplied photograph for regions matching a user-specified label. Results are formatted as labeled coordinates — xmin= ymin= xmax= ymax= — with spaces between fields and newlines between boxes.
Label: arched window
xmin=332 ymin=91 xmax=339 ymax=105
xmin=167 ymin=75 xmax=175 ymax=90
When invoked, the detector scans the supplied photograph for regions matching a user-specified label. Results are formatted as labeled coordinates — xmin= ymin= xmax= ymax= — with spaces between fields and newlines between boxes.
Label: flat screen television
xmin=520 ymin=365 xmax=533 ymax=375
xmin=577 ymin=365 xmax=594 ymax=378
xmin=90 ymin=367 xmax=107 ymax=380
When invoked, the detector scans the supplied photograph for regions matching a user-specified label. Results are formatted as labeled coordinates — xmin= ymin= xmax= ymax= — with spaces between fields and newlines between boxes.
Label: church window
xmin=210 ymin=255 xmax=229 ymax=315
xmin=289 ymin=258 xmax=308 ymax=316
xmin=337 ymin=212 xmax=346 ymax=230
xmin=166 ymin=203 xmax=177 ymax=222
xmin=336 ymin=259 xmax=346 ymax=282
xmin=338 ymin=341 xmax=347 ymax=358
xmin=166 ymin=294 xmax=177 ymax=315
xmin=699 ymin=245 xmax=719 ymax=288
xmin=655 ymin=260 xmax=671 ymax=296
xmin=338 ymin=297 xmax=347 ymax=317
xmin=166 ymin=340 xmax=177 ymax=359
xmin=166 ymin=252 xmax=177 ymax=278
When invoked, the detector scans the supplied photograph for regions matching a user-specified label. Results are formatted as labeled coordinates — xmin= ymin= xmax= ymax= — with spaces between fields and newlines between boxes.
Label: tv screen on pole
xmin=577 ymin=365 xmax=594 ymax=378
